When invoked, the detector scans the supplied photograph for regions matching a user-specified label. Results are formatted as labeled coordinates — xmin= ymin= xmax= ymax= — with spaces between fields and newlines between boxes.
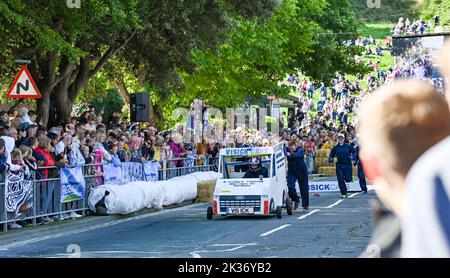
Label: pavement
xmin=0 ymin=189 xmax=377 ymax=258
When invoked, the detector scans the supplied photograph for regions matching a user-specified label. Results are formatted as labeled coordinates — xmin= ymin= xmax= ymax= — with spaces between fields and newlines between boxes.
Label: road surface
xmin=0 ymin=190 xmax=376 ymax=258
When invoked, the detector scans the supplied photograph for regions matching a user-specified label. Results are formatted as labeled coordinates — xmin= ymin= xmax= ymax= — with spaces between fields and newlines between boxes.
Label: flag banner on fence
xmin=60 ymin=166 xmax=86 ymax=203
xmin=103 ymin=163 xmax=123 ymax=185
xmin=143 ymin=161 xmax=161 ymax=182
xmin=5 ymin=171 xmax=33 ymax=217
xmin=121 ymin=162 xmax=145 ymax=184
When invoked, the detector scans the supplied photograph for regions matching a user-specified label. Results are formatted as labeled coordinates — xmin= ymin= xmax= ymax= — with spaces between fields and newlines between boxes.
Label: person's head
xmin=81 ymin=145 xmax=90 ymax=157
xmin=27 ymin=124 xmax=38 ymax=137
xmin=27 ymin=137 xmax=38 ymax=149
xmin=6 ymin=127 xmax=17 ymax=140
xmin=19 ymin=145 xmax=32 ymax=160
xmin=144 ymin=139 xmax=152 ymax=149
xmin=76 ymin=132 xmax=85 ymax=144
xmin=75 ymin=123 xmax=85 ymax=136
xmin=95 ymin=132 xmax=106 ymax=144
xmin=61 ymin=132 xmax=73 ymax=147
xmin=346 ymin=133 xmax=354 ymax=143
xmin=288 ymin=140 xmax=297 ymax=152
xmin=0 ymin=138 xmax=5 ymax=156
xmin=81 ymin=111 xmax=90 ymax=120
xmin=86 ymin=138 xmax=95 ymax=147
xmin=95 ymin=115 xmax=103 ymax=125
xmin=65 ymin=123 xmax=75 ymax=134
xmin=337 ymin=134 xmax=345 ymax=145
xmin=0 ymin=111 xmax=8 ymax=122
xmin=11 ymin=148 xmax=22 ymax=164
xmin=89 ymin=105 xmax=95 ymax=113
xmin=38 ymin=136 xmax=53 ymax=151
xmin=172 ymin=134 xmax=183 ymax=145
xmin=28 ymin=110 xmax=37 ymax=123
xmin=70 ymin=117 xmax=78 ymax=126
xmin=117 ymin=139 xmax=125 ymax=150
xmin=110 ymin=144 xmax=118 ymax=155
xmin=88 ymin=114 xmax=96 ymax=125
xmin=36 ymin=126 xmax=47 ymax=139
xmin=249 ymin=157 xmax=261 ymax=170
xmin=132 ymin=137 xmax=141 ymax=150
xmin=9 ymin=110 xmax=18 ymax=118
xmin=47 ymin=132 xmax=59 ymax=147
xmin=148 ymin=126 xmax=157 ymax=136
xmin=358 ymin=80 xmax=450 ymax=217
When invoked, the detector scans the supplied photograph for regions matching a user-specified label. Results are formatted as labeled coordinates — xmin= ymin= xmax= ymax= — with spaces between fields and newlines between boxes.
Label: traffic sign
xmin=6 ymin=66 xmax=42 ymax=99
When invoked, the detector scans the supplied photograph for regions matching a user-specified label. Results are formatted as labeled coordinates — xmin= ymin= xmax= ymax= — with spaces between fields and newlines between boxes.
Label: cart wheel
xmin=207 ymin=207 xmax=213 ymax=220
xmin=276 ymin=206 xmax=282 ymax=219
xmin=286 ymin=198 xmax=293 ymax=215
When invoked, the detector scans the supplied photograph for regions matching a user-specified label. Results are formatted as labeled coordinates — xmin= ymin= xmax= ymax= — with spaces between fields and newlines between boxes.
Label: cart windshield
xmin=221 ymin=155 xmax=271 ymax=179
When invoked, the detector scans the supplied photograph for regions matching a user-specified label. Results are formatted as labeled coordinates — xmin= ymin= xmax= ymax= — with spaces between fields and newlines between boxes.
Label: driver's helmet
xmin=249 ymin=157 xmax=261 ymax=168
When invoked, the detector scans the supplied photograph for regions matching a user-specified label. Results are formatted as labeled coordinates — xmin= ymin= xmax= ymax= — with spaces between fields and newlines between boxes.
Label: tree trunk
xmin=53 ymin=77 xmax=73 ymax=125
xmin=36 ymin=92 xmax=51 ymax=127
xmin=116 ymin=80 xmax=131 ymax=104
xmin=149 ymin=100 xmax=158 ymax=127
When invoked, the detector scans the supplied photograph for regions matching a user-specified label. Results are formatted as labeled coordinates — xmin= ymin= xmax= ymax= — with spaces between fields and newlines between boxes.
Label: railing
xmin=0 ymin=157 xmax=216 ymax=232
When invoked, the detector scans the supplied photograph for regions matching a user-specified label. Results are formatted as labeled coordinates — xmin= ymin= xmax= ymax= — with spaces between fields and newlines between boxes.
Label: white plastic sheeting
xmin=88 ymin=171 xmax=220 ymax=215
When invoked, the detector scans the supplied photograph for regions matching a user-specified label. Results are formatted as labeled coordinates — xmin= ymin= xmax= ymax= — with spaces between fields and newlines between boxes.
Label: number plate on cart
xmin=226 ymin=208 xmax=254 ymax=214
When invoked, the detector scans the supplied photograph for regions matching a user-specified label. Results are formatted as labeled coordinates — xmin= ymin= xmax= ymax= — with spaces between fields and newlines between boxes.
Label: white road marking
xmin=326 ymin=199 xmax=344 ymax=208
xmin=260 ymin=224 xmax=291 ymax=237
xmin=296 ymin=209 xmax=320 ymax=220
xmin=212 ymin=243 xmax=256 ymax=247
xmin=349 ymin=192 xmax=360 ymax=198
xmin=0 ymin=203 xmax=204 ymax=250
xmin=48 ymin=250 xmax=165 ymax=258
xmin=190 ymin=245 xmax=246 ymax=258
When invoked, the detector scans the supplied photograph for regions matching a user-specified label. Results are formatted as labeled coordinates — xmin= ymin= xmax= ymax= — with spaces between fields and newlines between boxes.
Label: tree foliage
xmin=182 ymin=0 xmax=366 ymax=110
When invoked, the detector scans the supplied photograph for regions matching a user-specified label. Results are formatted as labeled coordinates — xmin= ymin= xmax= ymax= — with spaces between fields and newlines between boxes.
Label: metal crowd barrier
xmin=0 ymin=156 xmax=217 ymax=232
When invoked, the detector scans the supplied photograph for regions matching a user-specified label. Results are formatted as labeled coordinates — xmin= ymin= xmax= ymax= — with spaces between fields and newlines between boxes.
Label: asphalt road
xmin=0 ymin=189 xmax=376 ymax=258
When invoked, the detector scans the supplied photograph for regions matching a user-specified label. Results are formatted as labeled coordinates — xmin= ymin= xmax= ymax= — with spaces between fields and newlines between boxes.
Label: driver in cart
xmin=243 ymin=157 xmax=269 ymax=179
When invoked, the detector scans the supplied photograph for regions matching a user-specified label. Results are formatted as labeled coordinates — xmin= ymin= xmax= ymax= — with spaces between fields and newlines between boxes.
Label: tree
xmin=0 ymin=0 xmax=139 ymax=126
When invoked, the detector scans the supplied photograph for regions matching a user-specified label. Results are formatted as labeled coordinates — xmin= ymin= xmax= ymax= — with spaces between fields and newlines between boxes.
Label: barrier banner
xmin=143 ymin=161 xmax=161 ymax=182
xmin=60 ymin=166 xmax=86 ymax=203
xmin=5 ymin=171 xmax=33 ymax=217
xmin=306 ymin=180 xmax=362 ymax=193
xmin=103 ymin=163 xmax=123 ymax=185
xmin=121 ymin=162 xmax=144 ymax=184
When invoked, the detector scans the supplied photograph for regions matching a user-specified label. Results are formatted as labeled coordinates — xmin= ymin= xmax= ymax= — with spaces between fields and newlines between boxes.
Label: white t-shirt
xmin=403 ymin=135 xmax=450 ymax=258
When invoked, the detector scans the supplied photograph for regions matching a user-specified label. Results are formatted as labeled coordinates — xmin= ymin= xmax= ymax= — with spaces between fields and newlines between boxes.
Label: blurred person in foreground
xmin=396 ymin=42 xmax=450 ymax=257
xmin=358 ymin=79 xmax=450 ymax=258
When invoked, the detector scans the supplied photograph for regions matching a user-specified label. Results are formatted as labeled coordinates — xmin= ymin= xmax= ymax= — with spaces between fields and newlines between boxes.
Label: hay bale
xmin=196 ymin=179 xmax=217 ymax=203
xmin=314 ymin=158 xmax=328 ymax=172
xmin=318 ymin=166 xmax=336 ymax=177
xmin=316 ymin=149 xmax=330 ymax=158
